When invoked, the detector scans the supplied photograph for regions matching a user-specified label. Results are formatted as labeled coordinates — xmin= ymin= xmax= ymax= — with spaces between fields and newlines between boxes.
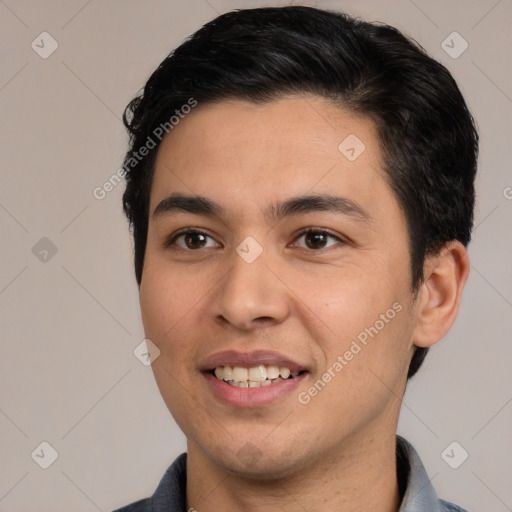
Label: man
xmin=114 ymin=6 xmax=477 ymax=511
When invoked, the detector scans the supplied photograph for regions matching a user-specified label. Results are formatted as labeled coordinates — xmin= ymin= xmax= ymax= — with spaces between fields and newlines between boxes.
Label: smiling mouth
xmin=210 ymin=364 xmax=306 ymax=388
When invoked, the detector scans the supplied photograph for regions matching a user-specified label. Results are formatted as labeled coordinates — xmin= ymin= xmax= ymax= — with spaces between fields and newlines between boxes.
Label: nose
xmin=212 ymin=249 xmax=291 ymax=331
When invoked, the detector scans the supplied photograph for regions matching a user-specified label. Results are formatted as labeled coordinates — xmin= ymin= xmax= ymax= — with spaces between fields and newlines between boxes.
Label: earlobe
xmin=413 ymin=241 xmax=470 ymax=348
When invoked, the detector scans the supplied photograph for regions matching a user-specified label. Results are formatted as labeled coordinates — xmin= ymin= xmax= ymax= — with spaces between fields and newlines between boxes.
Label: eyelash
xmin=165 ymin=228 xmax=345 ymax=252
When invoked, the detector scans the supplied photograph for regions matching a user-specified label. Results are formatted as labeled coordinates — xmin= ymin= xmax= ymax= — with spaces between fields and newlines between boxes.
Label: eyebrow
xmin=152 ymin=192 xmax=370 ymax=223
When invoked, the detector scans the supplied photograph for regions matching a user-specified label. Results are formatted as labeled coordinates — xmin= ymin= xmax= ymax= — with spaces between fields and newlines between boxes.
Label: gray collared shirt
xmin=113 ymin=436 xmax=467 ymax=511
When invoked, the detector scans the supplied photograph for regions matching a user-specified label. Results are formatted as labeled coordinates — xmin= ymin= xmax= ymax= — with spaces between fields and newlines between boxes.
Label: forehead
xmin=150 ymin=95 xmax=398 ymax=223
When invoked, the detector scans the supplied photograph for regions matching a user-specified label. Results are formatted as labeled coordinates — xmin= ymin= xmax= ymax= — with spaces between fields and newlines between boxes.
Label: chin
xmin=203 ymin=437 xmax=312 ymax=482
xmin=224 ymin=456 xmax=303 ymax=481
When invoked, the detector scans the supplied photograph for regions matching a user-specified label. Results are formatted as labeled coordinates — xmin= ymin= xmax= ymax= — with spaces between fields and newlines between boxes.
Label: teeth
xmin=213 ymin=364 xmax=302 ymax=386
xmin=248 ymin=365 xmax=266 ymax=382
xmin=279 ymin=367 xmax=291 ymax=379
xmin=223 ymin=365 xmax=233 ymax=380
xmin=226 ymin=378 xmax=279 ymax=388
xmin=232 ymin=366 xmax=249 ymax=381
xmin=266 ymin=365 xmax=280 ymax=379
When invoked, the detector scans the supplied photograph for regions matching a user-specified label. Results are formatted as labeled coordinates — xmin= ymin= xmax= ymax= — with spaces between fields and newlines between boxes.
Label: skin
xmin=139 ymin=95 xmax=469 ymax=511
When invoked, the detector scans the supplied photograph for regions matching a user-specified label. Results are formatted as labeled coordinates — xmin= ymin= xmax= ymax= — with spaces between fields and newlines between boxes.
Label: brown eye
xmin=293 ymin=229 xmax=343 ymax=250
xmin=183 ymin=232 xmax=208 ymax=249
xmin=167 ymin=230 xmax=219 ymax=250
xmin=305 ymin=231 xmax=328 ymax=249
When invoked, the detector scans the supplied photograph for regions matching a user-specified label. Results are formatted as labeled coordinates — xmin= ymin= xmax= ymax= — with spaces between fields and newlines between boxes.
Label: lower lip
xmin=204 ymin=372 xmax=307 ymax=408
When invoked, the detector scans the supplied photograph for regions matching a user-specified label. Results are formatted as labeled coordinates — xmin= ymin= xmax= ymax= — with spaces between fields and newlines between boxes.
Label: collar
xmin=120 ymin=436 xmax=466 ymax=511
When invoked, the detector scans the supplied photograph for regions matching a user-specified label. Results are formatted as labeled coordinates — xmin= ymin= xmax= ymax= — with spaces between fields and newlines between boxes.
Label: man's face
xmin=140 ymin=96 xmax=419 ymax=478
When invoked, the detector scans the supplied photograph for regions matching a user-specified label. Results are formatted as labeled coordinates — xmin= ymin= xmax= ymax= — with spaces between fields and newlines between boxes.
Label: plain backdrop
xmin=0 ymin=0 xmax=511 ymax=511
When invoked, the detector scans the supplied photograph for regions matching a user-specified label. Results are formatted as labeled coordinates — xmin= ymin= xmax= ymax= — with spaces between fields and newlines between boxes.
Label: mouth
xmin=210 ymin=364 xmax=306 ymax=388
xmin=201 ymin=350 xmax=309 ymax=407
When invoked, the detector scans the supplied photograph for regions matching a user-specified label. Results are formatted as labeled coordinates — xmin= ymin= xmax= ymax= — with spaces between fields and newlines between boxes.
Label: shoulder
xmin=439 ymin=499 xmax=468 ymax=512
xmin=396 ymin=437 xmax=467 ymax=512
xmin=111 ymin=453 xmax=188 ymax=512
xmin=112 ymin=498 xmax=150 ymax=512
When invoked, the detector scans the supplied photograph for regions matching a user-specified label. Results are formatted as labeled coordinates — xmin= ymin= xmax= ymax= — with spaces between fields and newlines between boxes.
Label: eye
xmin=166 ymin=229 xmax=220 ymax=250
xmin=165 ymin=228 xmax=344 ymax=252
xmin=292 ymin=228 xmax=344 ymax=250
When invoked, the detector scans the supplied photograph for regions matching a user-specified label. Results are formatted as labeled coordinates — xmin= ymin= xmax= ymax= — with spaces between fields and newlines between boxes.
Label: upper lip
xmin=201 ymin=350 xmax=308 ymax=373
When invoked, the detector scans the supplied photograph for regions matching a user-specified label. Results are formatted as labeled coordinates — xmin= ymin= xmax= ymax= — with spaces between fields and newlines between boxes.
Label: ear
xmin=413 ymin=241 xmax=470 ymax=348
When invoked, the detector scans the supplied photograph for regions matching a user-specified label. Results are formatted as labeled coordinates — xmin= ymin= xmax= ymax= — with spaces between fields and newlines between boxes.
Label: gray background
xmin=0 ymin=0 xmax=511 ymax=510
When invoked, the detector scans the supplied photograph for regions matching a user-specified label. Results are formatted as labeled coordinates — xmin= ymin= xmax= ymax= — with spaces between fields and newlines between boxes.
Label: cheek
xmin=301 ymin=264 xmax=397 ymax=335
xmin=305 ymin=265 xmax=411 ymax=379
xmin=139 ymin=262 xmax=198 ymax=359
xmin=306 ymin=301 xmax=413 ymax=427
xmin=139 ymin=267 xmax=202 ymax=424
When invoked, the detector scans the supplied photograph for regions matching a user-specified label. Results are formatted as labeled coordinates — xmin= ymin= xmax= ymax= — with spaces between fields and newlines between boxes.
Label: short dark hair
xmin=121 ymin=6 xmax=478 ymax=379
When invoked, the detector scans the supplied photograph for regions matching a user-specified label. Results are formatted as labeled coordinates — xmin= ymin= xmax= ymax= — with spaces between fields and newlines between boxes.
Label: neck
xmin=186 ymin=429 xmax=401 ymax=512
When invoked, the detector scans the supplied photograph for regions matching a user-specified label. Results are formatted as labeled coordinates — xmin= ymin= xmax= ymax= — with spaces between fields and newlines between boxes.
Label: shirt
xmin=112 ymin=435 xmax=467 ymax=512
